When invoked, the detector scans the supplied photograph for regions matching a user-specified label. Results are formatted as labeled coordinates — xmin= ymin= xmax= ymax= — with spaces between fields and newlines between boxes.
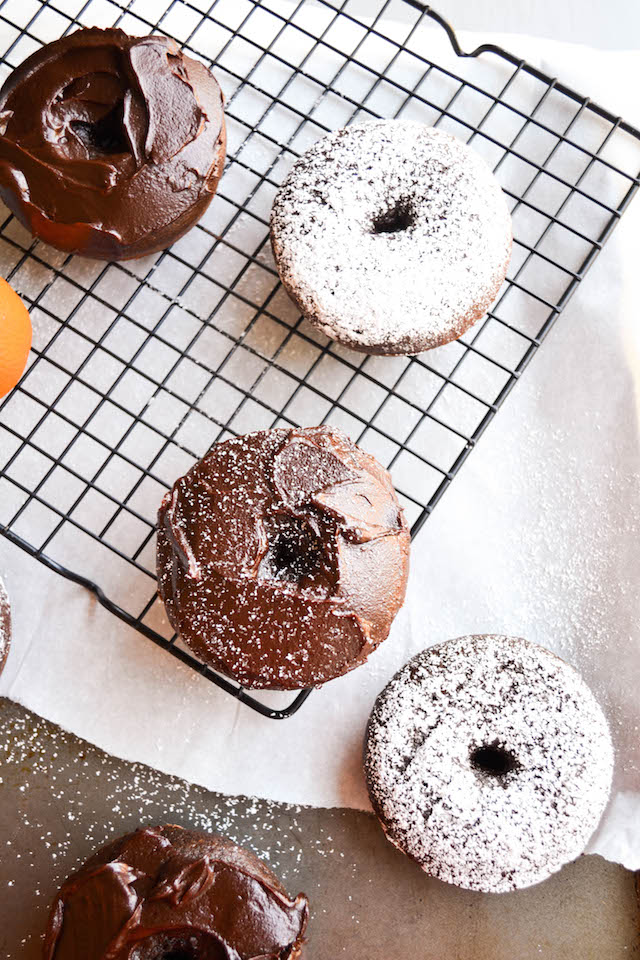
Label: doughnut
xmin=43 ymin=824 xmax=309 ymax=959
xmin=0 ymin=574 xmax=10 ymax=675
xmin=0 ymin=28 xmax=226 ymax=260
xmin=271 ymin=120 xmax=512 ymax=355
xmin=157 ymin=425 xmax=410 ymax=690
xmin=364 ymin=634 xmax=613 ymax=892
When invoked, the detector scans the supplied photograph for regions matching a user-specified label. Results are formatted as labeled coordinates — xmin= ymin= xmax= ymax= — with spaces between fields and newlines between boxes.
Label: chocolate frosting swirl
xmin=44 ymin=825 xmax=309 ymax=960
xmin=0 ymin=28 xmax=225 ymax=260
xmin=157 ymin=426 xmax=411 ymax=690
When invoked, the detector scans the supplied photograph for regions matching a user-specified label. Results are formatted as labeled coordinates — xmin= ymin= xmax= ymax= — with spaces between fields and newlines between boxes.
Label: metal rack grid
xmin=0 ymin=0 xmax=639 ymax=719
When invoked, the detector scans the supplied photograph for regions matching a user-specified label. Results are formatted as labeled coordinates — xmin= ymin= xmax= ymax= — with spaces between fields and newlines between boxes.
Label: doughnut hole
xmin=131 ymin=931 xmax=226 ymax=960
xmin=61 ymin=75 xmax=131 ymax=156
xmin=372 ymin=200 xmax=415 ymax=235
xmin=71 ymin=102 xmax=129 ymax=154
xmin=470 ymin=740 xmax=521 ymax=780
xmin=258 ymin=514 xmax=335 ymax=594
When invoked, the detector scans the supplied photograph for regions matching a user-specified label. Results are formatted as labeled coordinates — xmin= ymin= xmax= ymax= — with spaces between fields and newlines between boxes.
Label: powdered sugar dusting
xmin=0 ymin=575 xmax=10 ymax=674
xmin=0 ymin=704 xmax=369 ymax=954
xmin=365 ymin=634 xmax=614 ymax=893
xmin=271 ymin=120 xmax=512 ymax=354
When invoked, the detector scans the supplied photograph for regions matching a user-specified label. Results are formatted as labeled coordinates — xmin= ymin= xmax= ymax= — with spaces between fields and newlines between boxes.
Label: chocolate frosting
xmin=157 ymin=426 xmax=411 ymax=690
xmin=44 ymin=825 xmax=309 ymax=960
xmin=0 ymin=28 xmax=225 ymax=260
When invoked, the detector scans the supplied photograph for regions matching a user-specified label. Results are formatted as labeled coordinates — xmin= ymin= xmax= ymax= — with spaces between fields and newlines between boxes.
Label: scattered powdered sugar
xmin=271 ymin=120 xmax=512 ymax=354
xmin=364 ymin=634 xmax=614 ymax=893
xmin=0 ymin=575 xmax=10 ymax=673
xmin=0 ymin=703 xmax=376 ymax=956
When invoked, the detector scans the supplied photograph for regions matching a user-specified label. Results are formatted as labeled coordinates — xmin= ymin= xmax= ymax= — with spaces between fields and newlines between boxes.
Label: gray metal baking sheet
xmin=0 ymin=698 xmax=637 ymax=959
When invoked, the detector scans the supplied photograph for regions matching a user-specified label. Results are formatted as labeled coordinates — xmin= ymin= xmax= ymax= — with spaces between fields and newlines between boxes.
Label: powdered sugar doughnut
xmin=271 ymin=120 xmax=512 ymax=355
xmin=364 ymin=635 xmax=613 ymax=892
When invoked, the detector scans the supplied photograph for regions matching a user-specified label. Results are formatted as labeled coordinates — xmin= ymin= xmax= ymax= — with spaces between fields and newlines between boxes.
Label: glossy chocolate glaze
xmin=0 ymin=28 xmax=226 ymax=260
xmin=44 ymin=825 xmax=309 ymax=960
xmin=157 ymin=426 xmax=411 ymax=690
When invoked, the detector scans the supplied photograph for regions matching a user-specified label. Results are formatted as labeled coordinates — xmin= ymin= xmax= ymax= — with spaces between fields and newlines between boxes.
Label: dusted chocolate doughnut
xmin=157 ymin=426 xmax=410 ymax=690
xmin=44 ymin=824 xmax=309 ymax=960
xmin=365 ymin=635 xmax=614 ymax=893
xmin=0 ymin=574 xmax=10 ymax=675
xmin=0 ymin=28 xmax=226 ymax=260
xmin=271 ymin=120 xmax=512 ymax=355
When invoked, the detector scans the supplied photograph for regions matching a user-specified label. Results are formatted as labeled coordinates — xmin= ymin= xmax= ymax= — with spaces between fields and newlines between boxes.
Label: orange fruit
xmin=0 ymin=277 xmax=32 ymax=398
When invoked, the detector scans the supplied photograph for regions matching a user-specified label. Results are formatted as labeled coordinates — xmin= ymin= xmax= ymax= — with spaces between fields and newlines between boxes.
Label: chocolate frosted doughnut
xmin=44 ymin=824 xmax=309 ymax=959
xmin=0 ymin=28 xmax=226 ymax=260
xmin=365 ymin=635 xmax=613 ymax=892
xmin=0 ymin=574 xmax=10 ymax=676
xmin=157 ymin=426 xmax=410 ymax=690
xmin=271 ymin=120 xmax=512 ymax=355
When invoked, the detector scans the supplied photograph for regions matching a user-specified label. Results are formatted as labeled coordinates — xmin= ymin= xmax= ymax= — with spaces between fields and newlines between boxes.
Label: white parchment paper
xmin=1 ymin=16 xmax=639 ymax=870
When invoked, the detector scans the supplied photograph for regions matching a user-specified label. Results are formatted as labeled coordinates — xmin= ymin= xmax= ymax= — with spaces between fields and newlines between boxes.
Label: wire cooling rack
xmin=0 ymin=0 xmax=639 ymax=719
